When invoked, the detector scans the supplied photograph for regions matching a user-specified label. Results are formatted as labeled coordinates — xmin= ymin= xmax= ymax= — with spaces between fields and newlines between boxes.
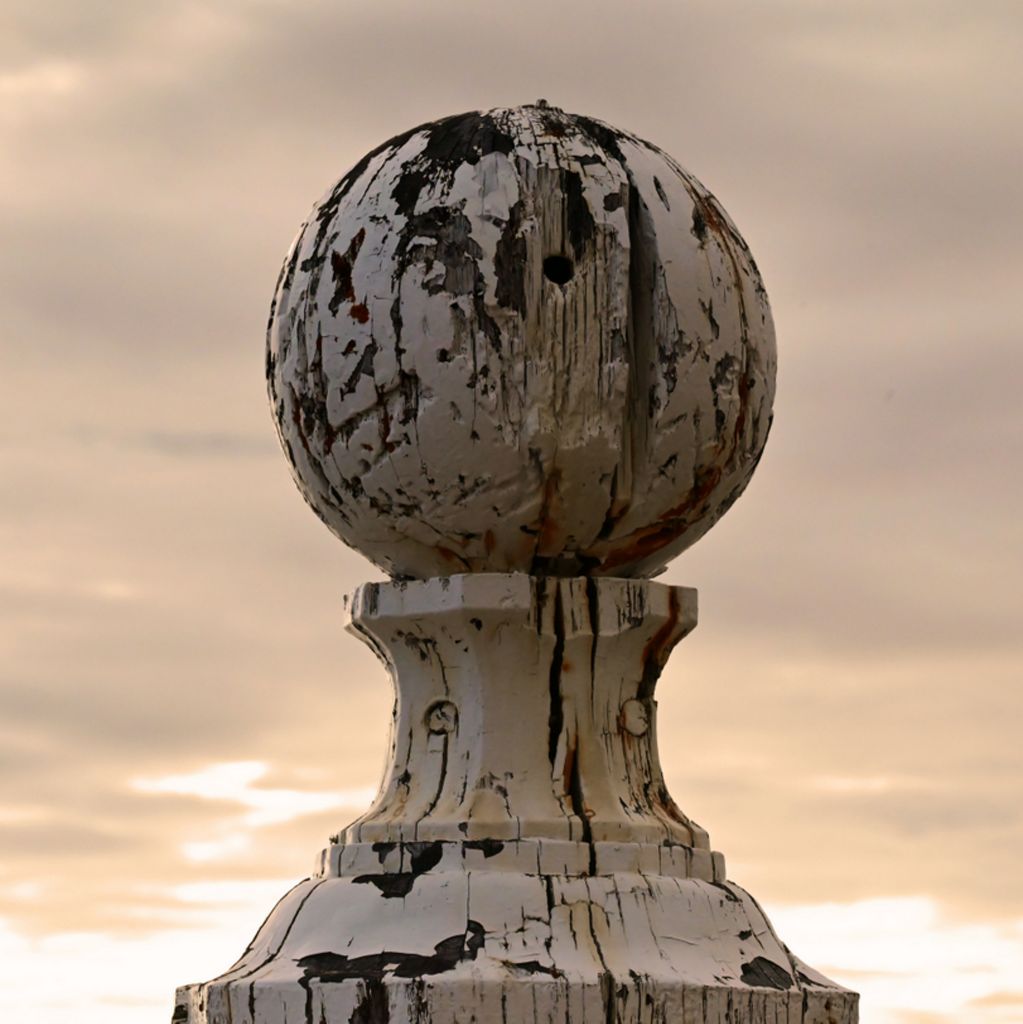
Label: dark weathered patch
xmin=599 ymin=970 xmax=618 ymax=1024
xmin=328 ymin=228 xmax=366 ymax=315
xmin=463 ymin=838 xmax=504 ymax=858
xmin=549 ymin=585 xmax=596 ymax=873
xmin=306 ymin=118 xmax=439 ymax=264
xmin=653 ymin=176 xmax=670 ymax=210
xmin=394 ymin=207 xmax=482 ymax=294
xmin=297 ymin=920 xmax=485 ymax=981
xmin=419 ymin=111 xmax=516 ymax=169
xmin=689 ymin=189 xmax=731 ymax=249
xmin=350 ymin=978 xmax=389 ymax=1024
xmin=692 ymin=204 xmax=708 ymax=243
xmin=603 ymin=192 xmax=623 ymax=212
xmin=546 ymin=584 xmax=567 ymax=768
xmin=710 ymin=881 xmax=743 ymax=904
xmin=353 ymin=841 xmax=444 ymax=899
xmin=406 ymin=841 xmax=445 ymax=875
xmin=563 ymin=169 xmax=596 ymax=257
xmin=338 ymin=341 xmax=378 ymax=400
xmin=741 ymin=956 xmax=794 ymax=990
xmin=392 ymin=167 xmax=429 ymax=218
xmin=494 ymin=200 xmax=528 ymax=313
xmin=702 ymin=298 xmax=721 ymax=340
xmin=387 ymin=111 xmax=517 ymax=221
xmin=533 ymin=103 xmax=570 ymax=138
xmin=572 ymin=114 xmax=629 ymax=165
xmin=352 ymin=873 xmax=417 ymax=898
xmin=585 ymin=576 xmax=600 ymax=683
xmin=501 ymin=959 xmax=563 ymax=977
xmin=392 ymin=204 xmax=502 ymax=353
xmin=796 ymin=968 xmax=826 ymax=988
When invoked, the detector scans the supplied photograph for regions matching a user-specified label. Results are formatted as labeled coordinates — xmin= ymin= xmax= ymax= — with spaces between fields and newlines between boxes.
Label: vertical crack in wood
xmin=180 ymin=576 xmax=856 ymax=1022
xmin=417 ymin=730 xmax=449 ymax=837
xmin=546 ymin=581 xmax=566 ymax=772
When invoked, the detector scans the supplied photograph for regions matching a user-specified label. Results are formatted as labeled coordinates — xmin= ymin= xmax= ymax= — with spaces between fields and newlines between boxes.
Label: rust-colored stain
xmin=652 ymin=782 xmax=690 ymax=828
xmin=690 ymin=190 xmax=729 ymax=244
xmin=434 ymin=545 xmax=465 ymax=566
xmin=534 ymin=469 xmax=563 ymax=555
xmin=483 ymin=529 xmax=496 ymax=555
xmin=598 ymin=466 xmax=722 ymax=572
xmin=561 ymin=740 xmax=576 ymax=797
xmin=349 ymin=302 xmax=370 ymax=323
xmin=639 ymin=587 xmax=680 ymax=698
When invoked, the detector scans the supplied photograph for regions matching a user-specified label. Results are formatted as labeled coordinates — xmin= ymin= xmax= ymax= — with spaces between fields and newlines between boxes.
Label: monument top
xmin=179 ymin=106 xmax=860 ymax=1024
xmin=267 ymin=103 xmax=776 ymax=579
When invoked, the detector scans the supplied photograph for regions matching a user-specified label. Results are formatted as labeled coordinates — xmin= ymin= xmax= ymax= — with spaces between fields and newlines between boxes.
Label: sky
xmin=1 ymin=1 xmax=1021 ymax=1022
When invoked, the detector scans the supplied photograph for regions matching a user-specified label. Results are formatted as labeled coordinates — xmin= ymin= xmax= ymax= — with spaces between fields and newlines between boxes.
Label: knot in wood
xmin=620 ymin=698 xmax=650 ymax=737
xmin=426 ymin=700 xmax=458 ymax=735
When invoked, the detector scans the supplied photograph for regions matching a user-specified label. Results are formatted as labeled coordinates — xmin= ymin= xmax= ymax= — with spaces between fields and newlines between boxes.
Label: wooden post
xmin=174 ymin=103 xmax=858 ymax=1023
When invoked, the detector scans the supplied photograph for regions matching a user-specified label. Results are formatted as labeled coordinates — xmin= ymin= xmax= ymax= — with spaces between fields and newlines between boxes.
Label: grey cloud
xmin=139 ymin=431 xmax=275 ymax=457
xmin=0 ymin=1 xmax=178 ymax=67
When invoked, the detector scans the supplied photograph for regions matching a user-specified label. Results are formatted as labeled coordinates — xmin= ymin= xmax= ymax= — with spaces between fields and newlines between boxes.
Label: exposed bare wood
xmin=266 ymin=104 xmax=775 ymax=581
xmin=175 ymin=577 xmax=856 ymax=1023
xmin=173 ymin=103 xmax=856 ymax=1023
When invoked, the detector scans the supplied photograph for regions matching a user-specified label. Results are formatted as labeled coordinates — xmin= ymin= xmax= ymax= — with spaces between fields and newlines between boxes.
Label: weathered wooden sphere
xmin=267 ymin=104 xmax=776 ymax=578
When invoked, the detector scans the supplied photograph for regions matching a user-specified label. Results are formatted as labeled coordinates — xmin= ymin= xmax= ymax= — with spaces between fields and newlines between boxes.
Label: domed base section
xmin=174 ymin=575 xmax=856 ymax=1022
xmin=173 ymin=865 xmax=856 ymax=1024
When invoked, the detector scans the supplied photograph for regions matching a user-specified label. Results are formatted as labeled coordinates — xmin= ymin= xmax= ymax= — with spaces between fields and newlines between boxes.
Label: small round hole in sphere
xmin=266 ymin=105 xmax=777 ymax=580
xmin=543 ymin=255 xmax=574 ymax=285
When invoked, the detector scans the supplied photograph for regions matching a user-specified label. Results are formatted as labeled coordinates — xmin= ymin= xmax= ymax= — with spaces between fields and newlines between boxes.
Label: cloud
xmin=0 ymin=1 xmax=1020 ymax=1020
xmin=969 ymin=991 xmax=1023 ymax=1010
xmin=1 ymin=893 xmax=1018 ymax=1024
xmin=0 ymin=878 xmax=297 ymax=1024
xmin=132 ymin=760 xmax=375 ymax=862
xmin=769 ymin=897 xmax=1023 ymax=1023
xmin=809 ymin=775 xmax=933 ymax=795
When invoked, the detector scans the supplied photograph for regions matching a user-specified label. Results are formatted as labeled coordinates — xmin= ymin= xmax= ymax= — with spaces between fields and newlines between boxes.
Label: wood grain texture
xmin=267 ymin=104 xmax=776 ymax=579
xmin=174 ymin=105 xmax=854 ymax=1024
xmin=174 ymin=577 xmax=857 ymax=1023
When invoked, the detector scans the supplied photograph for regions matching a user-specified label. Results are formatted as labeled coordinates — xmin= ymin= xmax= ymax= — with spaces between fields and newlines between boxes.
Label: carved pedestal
xmin=174 ymin=575 xmax=856 ymax=1023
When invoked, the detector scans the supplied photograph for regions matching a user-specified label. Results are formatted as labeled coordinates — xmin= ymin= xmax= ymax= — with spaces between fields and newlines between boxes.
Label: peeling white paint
xmin=175 ymin=577 xmax=856 ymax=1023
xmin=175 ymin=105 xmax=853 ymax=1022
xmin=267 ymin=103 xmax=776 ymax=580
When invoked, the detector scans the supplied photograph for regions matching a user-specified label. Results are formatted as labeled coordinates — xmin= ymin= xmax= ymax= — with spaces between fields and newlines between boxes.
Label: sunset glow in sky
xmin=2 ymin=2 xmax=1021 ymax=1022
